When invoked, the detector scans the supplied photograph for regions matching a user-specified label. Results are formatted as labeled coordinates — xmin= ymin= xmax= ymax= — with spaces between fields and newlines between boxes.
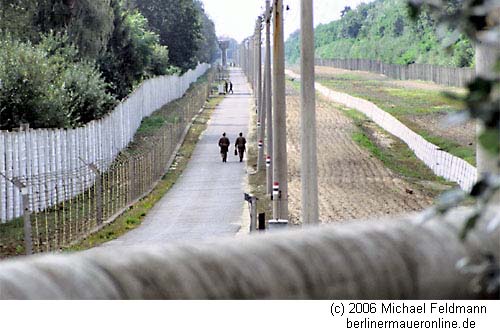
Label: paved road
xmin=104 ymin=68 xmax=251 ymax=247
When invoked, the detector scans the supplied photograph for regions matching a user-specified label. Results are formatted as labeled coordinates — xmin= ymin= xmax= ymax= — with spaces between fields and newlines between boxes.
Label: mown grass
xmin=136 ymin=115 xmax=168 ymax=135
xmin=317 ymin=76 xmax=475 ymax=165
xmin=66 ymin=95 xmax=223 ymax=251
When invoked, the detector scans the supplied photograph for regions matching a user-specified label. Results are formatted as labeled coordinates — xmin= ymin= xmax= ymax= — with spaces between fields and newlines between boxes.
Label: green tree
xmin=0 ymin=0 xmax=38 ymax=40
xmin=0 ymin=34 xmax=115 ymax=130
xmin=0 ymin=0 xmax=115 ymax=59
xmin=285 ymin=0 xmax=475 ymax=67
xmin=340 ymin=6 xmax=351 ymax=18
xmin=131 ymin=0 xmax=203 ymax=71
xmin=98 ymin=0 xmax=171 ymax=99
xmin=194 ymin=0 xmax=218 ymax=64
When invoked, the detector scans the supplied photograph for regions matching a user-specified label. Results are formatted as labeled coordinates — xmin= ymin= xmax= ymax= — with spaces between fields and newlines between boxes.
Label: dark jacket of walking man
xmin=218 ymin=133 xmax=230 ymax=162
xmin=235 ymin=133 xmax=247 ymax=162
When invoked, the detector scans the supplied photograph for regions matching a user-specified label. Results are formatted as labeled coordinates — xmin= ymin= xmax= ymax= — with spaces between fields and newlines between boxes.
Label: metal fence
xmin=315 ymin=58 xmax=475 ymax=87
xmin=0 ymin=70 xmax=213 ymax=255
xmin=0 ymin=64 xmax=210 ymax=223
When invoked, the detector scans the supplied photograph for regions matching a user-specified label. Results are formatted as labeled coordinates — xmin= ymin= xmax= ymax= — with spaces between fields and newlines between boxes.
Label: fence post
xmin=245 ymin=193 xmax=257 ymax=232
xmin=81 ymin=160 xmax=103 ymax=228
xmin=21 ymin=185 xmax=33 ymax=255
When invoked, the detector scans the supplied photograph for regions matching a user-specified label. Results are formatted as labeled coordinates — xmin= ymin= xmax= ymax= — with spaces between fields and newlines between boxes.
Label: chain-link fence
xmin=0 ymin=71 xmax=214 ymax=256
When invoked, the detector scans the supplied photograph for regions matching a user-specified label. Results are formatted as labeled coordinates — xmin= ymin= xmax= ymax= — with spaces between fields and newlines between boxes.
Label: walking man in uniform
xmin=218 ymin=132 xmax=230 ymax=163
xmin=235 ymin=132 xmax=247 ymax=162
xmin=228 ymin=81 xmax=234 ymax=94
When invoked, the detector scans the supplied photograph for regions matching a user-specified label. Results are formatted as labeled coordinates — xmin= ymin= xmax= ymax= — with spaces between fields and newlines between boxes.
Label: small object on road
xmin=405 ymin=188 xmax=414 ymax=195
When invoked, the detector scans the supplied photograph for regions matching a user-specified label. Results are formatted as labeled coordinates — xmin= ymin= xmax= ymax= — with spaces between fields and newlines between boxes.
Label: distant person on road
xmin=218 ymin=132 xmax=230 ymax=163
xmin=224 ymin=80 xmax=229 ymax=94
xmin=235 ymin=133 xmax=247 ymax=162
xmin=228 ymin=81 xmax=233 ymax=94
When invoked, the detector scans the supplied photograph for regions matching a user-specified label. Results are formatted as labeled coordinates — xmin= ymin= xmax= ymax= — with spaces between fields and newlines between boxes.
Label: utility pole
xmin=300 ymin=0 xmax=319 ymax=224
xmin=248 ymin=36 xmax=254 ymax=88
xmin=254 ymin=25 xmax=259 ymax=103
xmin=239 ymin=43 xmax=243 ymax=69
xmin=256 ymin=16 xmax=265 ymax=171
xmin=272 ymin=0 xmax=288 ymax=222
xmin=245 ymin=38 xmax=251 ymax=78
xmin=265 ymin=0 xmax=273 ymax=195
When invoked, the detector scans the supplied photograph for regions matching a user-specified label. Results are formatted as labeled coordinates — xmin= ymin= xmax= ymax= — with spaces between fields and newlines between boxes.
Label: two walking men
xmin=218 ymin=132 xmax=246 ymax=163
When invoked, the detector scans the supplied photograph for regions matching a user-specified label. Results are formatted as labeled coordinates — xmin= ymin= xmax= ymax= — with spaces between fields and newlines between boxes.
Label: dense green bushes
xmin=285 ymin=0 xmax=474 ymax=67
xmin=0 ymin=0 xmax=219 ymax=130
xmin=0 ymin=35 xmax=115 ymax=129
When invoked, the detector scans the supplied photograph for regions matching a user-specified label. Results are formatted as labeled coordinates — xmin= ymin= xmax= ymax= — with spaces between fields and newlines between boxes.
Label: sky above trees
xmin=201 ymin=0 xmax=370 ymax=42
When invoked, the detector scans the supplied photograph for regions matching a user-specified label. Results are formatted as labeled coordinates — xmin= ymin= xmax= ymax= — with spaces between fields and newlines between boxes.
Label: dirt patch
xmin=286 ymin=84 xmax=434 ymax=224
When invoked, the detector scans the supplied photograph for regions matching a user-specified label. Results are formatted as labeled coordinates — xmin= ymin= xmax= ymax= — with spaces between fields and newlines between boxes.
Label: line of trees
xmin=285 ymin=0 xmax=474 ymax=67
xmin=0 ymin=0 xmax=219 ymax=130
